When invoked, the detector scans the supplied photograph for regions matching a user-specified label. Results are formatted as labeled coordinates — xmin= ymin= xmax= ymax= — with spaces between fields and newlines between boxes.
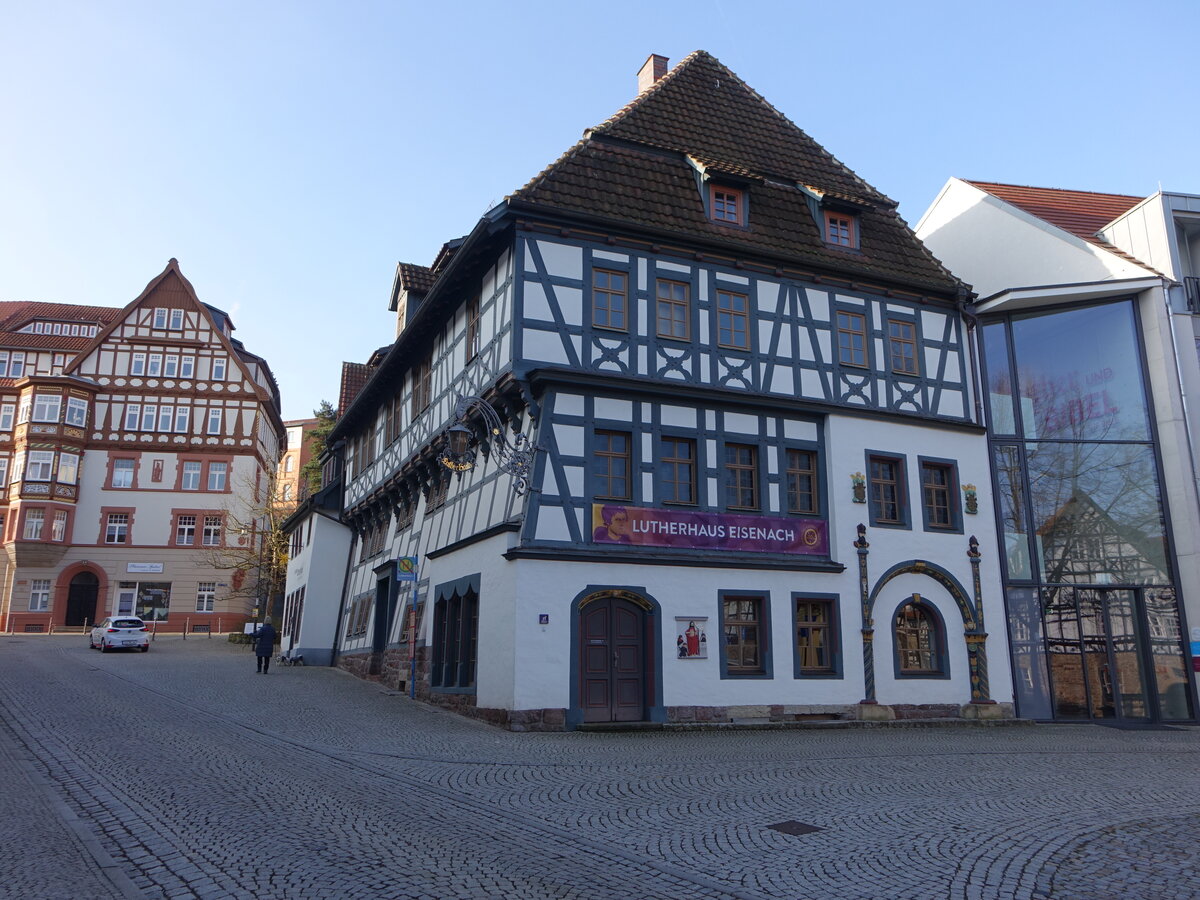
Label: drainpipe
xmin=1161 ymin=280 xmax=1200 ymax=506
xmin=956 ymin=290 xmax=985 ymax=425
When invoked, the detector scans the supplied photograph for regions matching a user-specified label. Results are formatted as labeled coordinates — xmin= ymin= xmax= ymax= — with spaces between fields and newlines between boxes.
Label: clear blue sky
xmin=2 ymin=0 xmax=1195 ymax=420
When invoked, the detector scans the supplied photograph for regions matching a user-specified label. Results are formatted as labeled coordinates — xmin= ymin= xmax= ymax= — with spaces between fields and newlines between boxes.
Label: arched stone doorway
xmin=64 ymin=572 xmax=100 ymax=626
xmin=568 ymin=586 xmax=666 ymax=728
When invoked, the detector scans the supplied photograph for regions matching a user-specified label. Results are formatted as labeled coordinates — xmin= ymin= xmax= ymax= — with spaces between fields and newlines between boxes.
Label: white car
xmin=89 ymin=617 xmax=150 ymax=652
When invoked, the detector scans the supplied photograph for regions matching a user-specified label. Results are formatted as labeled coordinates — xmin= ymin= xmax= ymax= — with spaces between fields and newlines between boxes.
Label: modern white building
xmin=917 ymin=179 xmax=1198 ymax=722
xmin=310 ymin=52 xmax=1012 ymax=729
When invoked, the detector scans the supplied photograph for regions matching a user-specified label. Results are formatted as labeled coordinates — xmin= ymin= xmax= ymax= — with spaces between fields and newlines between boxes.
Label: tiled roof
xmin=396 ymin=263 xmax=435 ymax=294
xmin=966 ymin=182 xmax=1144 ymax=244
xmin=510 ymin=51 xmax=961 ymax=295
xmin=0 ymin=301 xmax=119 ymax=331
xmin=339 ymin=361 xmax=374 ymax=418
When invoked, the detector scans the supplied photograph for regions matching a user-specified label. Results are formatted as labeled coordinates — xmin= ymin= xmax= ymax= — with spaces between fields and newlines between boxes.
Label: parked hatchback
xmin=89 ymin=617 xmax=150 ymax=652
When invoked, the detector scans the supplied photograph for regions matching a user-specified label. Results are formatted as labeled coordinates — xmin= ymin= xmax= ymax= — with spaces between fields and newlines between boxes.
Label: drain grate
xmin=767 ymin=820 xmax=822 ymax=836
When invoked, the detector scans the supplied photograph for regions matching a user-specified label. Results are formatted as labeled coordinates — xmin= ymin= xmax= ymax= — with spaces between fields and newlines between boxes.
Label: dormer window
xmin=709 ymin=185 xmax=745 ymax=226
xmin=824 ymin=210 xmax=858 ymax=248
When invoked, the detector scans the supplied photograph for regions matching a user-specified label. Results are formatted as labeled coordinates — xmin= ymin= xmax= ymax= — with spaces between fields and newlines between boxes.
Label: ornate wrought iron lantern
xmin=437 ymin=395 xmax=538 ymax=495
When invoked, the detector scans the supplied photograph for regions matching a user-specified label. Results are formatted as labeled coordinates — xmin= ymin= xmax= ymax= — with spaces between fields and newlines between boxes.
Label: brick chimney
xmin=637 ymin=54 xmax=668 ymax=94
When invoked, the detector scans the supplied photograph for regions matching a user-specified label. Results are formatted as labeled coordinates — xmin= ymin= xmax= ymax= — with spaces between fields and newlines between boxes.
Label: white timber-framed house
xmin=316 ymin=52 xmax=1013 ymax=729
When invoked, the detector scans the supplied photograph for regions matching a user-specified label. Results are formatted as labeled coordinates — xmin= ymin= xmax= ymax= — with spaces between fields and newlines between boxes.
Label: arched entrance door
xmin=579 ymin=593 xmax=647 ymax=723
xmin=65 ymin=572 xmax=100 ymax=626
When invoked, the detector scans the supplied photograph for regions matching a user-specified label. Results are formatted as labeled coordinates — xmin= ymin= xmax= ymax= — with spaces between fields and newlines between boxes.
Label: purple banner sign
xmin=591 ymin=503 xmax=827 ymax=555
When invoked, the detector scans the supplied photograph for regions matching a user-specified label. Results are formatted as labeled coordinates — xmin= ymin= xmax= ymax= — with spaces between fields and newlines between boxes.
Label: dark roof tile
xmin=511 ymin=51 xmax=960 ymax=295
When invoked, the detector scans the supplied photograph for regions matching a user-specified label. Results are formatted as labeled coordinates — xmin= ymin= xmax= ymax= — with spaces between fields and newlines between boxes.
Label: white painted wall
xmin=916 ymin=179 xmax=1150 ymax=298
xmin=285 ymin=512 xmax=352 ymax=666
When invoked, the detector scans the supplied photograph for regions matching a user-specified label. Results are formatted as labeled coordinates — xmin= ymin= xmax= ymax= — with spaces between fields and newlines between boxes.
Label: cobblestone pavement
xmin=1 ymin=635 xmax=1197 ymax=900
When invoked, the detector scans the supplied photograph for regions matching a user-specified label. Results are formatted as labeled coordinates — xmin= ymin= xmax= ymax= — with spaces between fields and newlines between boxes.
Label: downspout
xmin=956 ymin=289 xmax=985 ymax=425
xmin=1160 ymin=279 xmax=1200 ymax=534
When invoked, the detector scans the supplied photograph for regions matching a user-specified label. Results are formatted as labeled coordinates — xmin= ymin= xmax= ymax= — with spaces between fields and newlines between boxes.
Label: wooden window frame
xmin=723 ymin=442 xmax=758 ymax=510
xmin=465 ymin=295 xmax=481 ymax=360
xmin=592 ymin=268 xmax=628 ymax=333
xmin=918 ymin=456 xmax=961 ymax=533
xmin=411 ymin=355 xmax=432 ymax=418
xmin=824 ymin=210 xmax=858 ymax=248
xmin=866 ymin=451 xmax=909 ymax=529
xmin=785 ymin=447 xmax=819 ymax=516
xmin=709 ymin=185 xmax=745 ymax=226
xmin=101 ymin=508 xmax=135 ymax=545
xmin=659 ymin=436 xmax=697 ymax=505
xmin=22 ymin=507 xmax=45 ymax=541
xmin=174 ymin=513 xmax=197 ymax=547
xmin=108 ymin=456 xmax=138 ymax=490
xmin=888 ymin=319 xmax=919 ymax=375
xmin=836 ymin=310 xmax=868 ymax=368
xmin=719 ymin=592 xmax=770 ymax=678
xmin=793 ymin=595 xmax=840 ymax=677
xmin=593 ymin=430 xmax=632 ymax=501
xmin=655 ymin=278 xmax=690 ymax=341
xmin=716 ymin=289 xmax=750 ymax=350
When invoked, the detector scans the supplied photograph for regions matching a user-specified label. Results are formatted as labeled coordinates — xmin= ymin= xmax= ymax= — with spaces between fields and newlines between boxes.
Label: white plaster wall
xmin=917 ymin=179 xmax=1149 ymax=298
xmin=286 ymin=514 xmax=352 ymax=662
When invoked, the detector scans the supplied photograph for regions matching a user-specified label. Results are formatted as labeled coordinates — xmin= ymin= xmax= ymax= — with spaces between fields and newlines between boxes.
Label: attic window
xmin=710 ymin=185 xmax=745 ymax=226
xmin=824 ymin=211 xmax=858 ymax=248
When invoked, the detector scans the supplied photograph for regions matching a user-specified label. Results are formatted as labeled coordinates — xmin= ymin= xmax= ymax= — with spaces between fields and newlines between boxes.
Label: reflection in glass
xmin=1026 ymin=441 xmax=1169 ymax=585
xmin=1007 ymin=587 xmax=1052 ymax=718
xmin=1144 ymin=588 xmax=1193 ymax=720
xmin=1043 ymin=586 xmax=1089 ymax=719
xmin=983 ymin=323 xmax=1016 ymax=434
xmin=993 ymin=444 xmax=1031 ymax=580
xmin=1102 ymin=590 xmax=1148 ymax=719
xmin=1011 ymin=301 xmax=1150 ymax=442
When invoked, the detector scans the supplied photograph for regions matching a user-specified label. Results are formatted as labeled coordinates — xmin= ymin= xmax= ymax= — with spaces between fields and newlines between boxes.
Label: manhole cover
xmin=767 ymin=820 xmax=822 ymax=836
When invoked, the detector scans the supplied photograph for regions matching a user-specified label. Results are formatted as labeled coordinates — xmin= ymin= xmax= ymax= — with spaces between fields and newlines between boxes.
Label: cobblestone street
xmin=1 ymin=635 xmax=1197 ymax=900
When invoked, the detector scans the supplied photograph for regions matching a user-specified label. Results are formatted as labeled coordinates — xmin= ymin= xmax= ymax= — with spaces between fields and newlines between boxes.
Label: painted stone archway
xmin=853 ymin=527 xmax=993 ymax=706
xmin=54 ymin=563 xmax=109 ymax=627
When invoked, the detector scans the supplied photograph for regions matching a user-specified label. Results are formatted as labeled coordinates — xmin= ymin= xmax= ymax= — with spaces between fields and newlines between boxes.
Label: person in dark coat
xmin=253 ymin=619 xmax=277 ymax=674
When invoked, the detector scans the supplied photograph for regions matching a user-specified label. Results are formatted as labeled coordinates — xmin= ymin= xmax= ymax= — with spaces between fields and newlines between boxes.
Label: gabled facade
xmin=310 ymin=53 xmax=1012 ymax=729
xmin=0 ymin=260 xmax=285 ymax=634
xmin=917 ymin=179 xmax=1199 ymax=722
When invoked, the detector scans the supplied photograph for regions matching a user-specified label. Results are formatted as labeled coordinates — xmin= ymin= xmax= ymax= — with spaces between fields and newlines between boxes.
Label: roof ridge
xmin=594 ymin=51 xmax=889 ymax=204
xmin=966 ymin=180 xmax=1145 ymax=203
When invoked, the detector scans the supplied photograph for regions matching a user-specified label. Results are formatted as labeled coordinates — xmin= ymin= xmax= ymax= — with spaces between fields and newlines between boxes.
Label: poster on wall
xmin=675 ymin=617 xmax=708 ymax=659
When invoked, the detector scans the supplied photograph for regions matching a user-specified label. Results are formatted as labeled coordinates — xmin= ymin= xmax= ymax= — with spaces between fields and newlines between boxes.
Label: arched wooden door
xmin=580 ymin=595 xmax=646 ymax=723
xmin=65 ymin=572 xmax=100 ymax=626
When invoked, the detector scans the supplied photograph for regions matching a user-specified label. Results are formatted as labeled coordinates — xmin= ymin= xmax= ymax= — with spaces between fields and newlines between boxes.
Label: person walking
xmin=254 ymin=618 xmax=277 ymax=674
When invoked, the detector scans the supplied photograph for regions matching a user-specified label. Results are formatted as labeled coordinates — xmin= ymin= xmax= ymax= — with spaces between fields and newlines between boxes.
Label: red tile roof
xmin=396 ymin=263 xmax=435 ymax=294
xmin=510 ymin=51 xmax=961 ymax=295
xmin=965 ymin=182 xmax=1144 ymax=243
xmin=339 ymin=361 xmax=374 ymax=418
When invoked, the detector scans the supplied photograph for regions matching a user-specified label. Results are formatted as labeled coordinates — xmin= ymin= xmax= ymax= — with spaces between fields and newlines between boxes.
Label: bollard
xmin=184 ymin=617 xmax=189 ymax=639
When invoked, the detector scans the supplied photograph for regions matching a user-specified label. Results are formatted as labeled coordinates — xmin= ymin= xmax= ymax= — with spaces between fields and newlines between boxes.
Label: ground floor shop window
xmin=122 ymin=581 xmax=171 ymax=621
xmin=719 ymin=593 xmax=769 ymax=678
xmin=431 ymin=583 xmax=478 ymax=690
xmin=794 ymin=595 xmax=839 ymax=676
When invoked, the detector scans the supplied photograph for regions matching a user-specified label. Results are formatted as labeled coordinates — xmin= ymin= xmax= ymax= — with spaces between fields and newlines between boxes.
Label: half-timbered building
xmin=319 ymin=52 xmax=1012 ymax=728
xmin=0 ymin=259 xmax=285 ymax=634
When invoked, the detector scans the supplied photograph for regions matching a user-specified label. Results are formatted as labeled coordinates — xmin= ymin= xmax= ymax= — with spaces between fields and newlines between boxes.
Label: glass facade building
xmin=981 ymin=299 xmax=1193 ymax=721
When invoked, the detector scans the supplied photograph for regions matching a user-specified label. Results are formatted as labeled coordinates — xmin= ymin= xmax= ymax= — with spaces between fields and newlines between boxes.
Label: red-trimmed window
xmin=824 ymin=211 xmax=858 ymax=248
xmin=710 ymin=186 xmax=745 ymax=226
